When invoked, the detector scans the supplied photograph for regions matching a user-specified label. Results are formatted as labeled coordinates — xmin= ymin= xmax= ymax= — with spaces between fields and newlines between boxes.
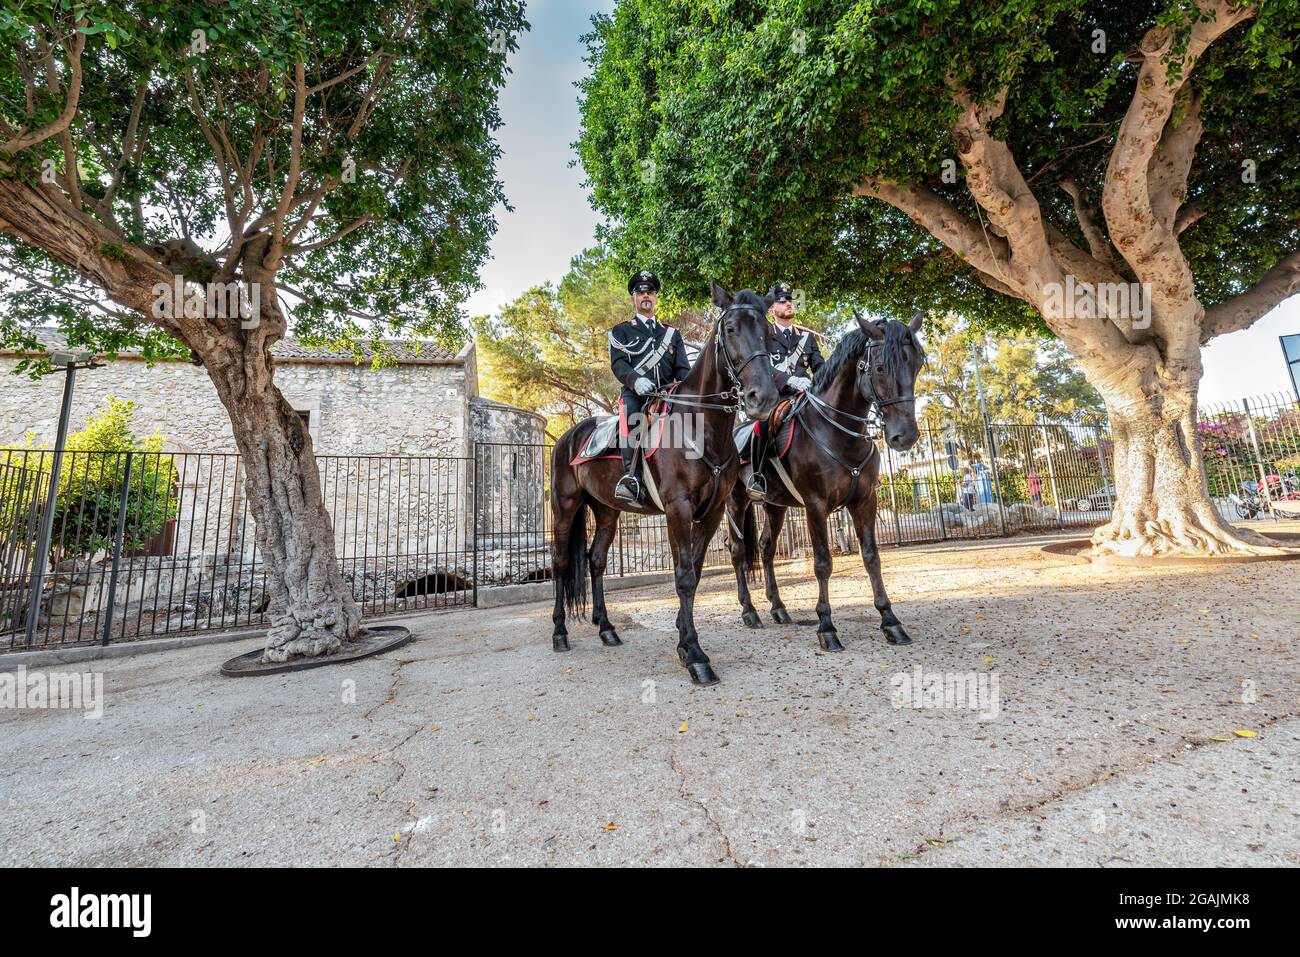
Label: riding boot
xmin=615 ymin=439 xmax=644 ymax=504
xmin=746 ymin=423 xmax=769 ymax=501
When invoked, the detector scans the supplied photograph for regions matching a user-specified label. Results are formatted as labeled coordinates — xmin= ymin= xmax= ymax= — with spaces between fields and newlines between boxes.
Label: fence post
xmin=1241 ymin=398 xmax=1277 ymax=523
xmin=925 ymin=426 xmax=948 ymax=541
xmin=883 ymin=442 xmax=903 ymax=545
xmin=1040 ymin=423 xmax=1064 ymax=530
xmin=24 ymin=364 xmax=78 ymax=648
xmin=1093 ymin=422 xmax=1113 ymax=516
xmin=982 ymin=414 xmax=1010 ymax=536
xmin=617 ymin=520 xmax=625 ymax=576
xmin=471 ymin=444 xmax=479 ymax=607
xmin=100 ymin=450 xmax=133 ymax=646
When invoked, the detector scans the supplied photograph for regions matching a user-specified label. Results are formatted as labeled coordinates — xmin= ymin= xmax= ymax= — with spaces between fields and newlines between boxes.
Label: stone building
xmin=0 ymin=333 xmax=549 ymax=643
xmin=0 ymin=331 xmax=496 ymax=457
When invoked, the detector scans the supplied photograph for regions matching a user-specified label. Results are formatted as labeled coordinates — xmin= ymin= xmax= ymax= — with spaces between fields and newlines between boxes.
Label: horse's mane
xmin=812 ymin=320 xmax=925 ymax=392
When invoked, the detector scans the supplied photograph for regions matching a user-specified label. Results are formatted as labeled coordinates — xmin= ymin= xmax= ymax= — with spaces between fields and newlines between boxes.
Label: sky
xmin=463 ymin=0 xmax=613 ymax=321
xmin=467 ymin=0 xmax=1300 ymax=406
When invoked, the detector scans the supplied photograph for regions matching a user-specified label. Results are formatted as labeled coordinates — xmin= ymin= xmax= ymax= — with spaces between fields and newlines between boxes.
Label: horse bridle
xmin=800 ymin=337 xmax=915 ymax=441
xmin=857 ymin=338 xmax=918 ymax=418
xmin=653 ymin=304 xmax=770 ymax=413
xmin=788 ymin=325 xmax=918 ymax=505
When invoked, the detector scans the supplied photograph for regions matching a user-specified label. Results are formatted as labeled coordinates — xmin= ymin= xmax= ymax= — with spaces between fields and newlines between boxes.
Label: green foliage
xmin=3 ymin=398 xmax=179 ymax=559
xmin=472 ymin=248 xmax=628 ymax=435
xmin=576 ymin=0 xmax=1299 ymax=323
xmin=1 ymin=0 xmax=529 ymax=362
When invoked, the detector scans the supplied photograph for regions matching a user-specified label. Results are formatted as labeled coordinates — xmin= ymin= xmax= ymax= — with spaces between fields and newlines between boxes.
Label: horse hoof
xmin=817 ymin=630 xmax=844 ymax=652
xmin=686 ymin=662 xmax=720 ymax=686
xmin=741 ymin=609 xmax=763 ymax=628
xmin=552 ymin=634 xmax=571 ymax=652
xmin=771 ymin=607 xmax=793 ymax=625
xmin=598 ymin=628 xmax=623 ymax=647
xmin=883 ymin=624 xmax=912 ymax=645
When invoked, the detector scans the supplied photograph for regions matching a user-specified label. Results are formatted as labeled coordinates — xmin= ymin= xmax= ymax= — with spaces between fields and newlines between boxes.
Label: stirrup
xmin=746 ymin=472 xmax=767 ymax=502
xmin=615 ymin=475 xmax=643 ymax=504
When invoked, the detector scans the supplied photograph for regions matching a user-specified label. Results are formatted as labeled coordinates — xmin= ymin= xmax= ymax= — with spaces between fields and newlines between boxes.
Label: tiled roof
xmin=4 ymin=330 xmax=462 ymax=364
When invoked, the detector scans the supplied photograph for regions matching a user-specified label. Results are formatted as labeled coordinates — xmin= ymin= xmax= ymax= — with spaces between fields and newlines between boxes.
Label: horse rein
xmin=651 ymin=304 xmax=770 ymax=413
xmin=788 ymin=332 xmax=918 ymax=502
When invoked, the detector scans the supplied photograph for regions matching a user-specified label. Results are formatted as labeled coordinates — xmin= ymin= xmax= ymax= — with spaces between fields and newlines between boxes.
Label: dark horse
xmin=727 ymin=310 xmax=925 ymax=650
xmin=550 ymin=282 xmax=780 ymax=685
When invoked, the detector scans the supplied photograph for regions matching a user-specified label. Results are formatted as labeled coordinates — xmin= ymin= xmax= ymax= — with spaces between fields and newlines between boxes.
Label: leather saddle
xmin=733 ymin=398 xmax=798 ymax=463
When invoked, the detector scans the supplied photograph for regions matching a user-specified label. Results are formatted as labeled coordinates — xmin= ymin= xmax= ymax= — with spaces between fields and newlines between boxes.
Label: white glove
xmin=633 ymin=376 xmax=655 ymax=396
xmin=787 ymin=376 xmax=812 ymax=392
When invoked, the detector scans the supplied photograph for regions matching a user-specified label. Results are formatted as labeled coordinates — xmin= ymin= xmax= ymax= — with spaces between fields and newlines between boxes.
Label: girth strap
xmin=769 ymin=455 xmax=805 ymax=505
xmin=642 ymin=461 xmax=666 ymax=512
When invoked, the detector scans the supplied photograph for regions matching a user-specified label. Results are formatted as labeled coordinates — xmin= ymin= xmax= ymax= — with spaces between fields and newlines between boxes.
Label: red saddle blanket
xmin=734 ymin=416 xmax=797 ymax=464
xmin=570 ymin=394 xmax=672 ymax=466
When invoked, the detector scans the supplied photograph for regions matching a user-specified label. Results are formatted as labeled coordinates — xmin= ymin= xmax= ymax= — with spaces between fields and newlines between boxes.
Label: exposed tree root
xmin=1092 ymin=505 xmax=1291 ymax=558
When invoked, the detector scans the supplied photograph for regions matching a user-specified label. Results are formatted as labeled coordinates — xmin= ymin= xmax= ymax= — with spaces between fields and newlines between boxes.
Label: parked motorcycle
xmin=1231 ymin=472 xmax=1300 ymax=519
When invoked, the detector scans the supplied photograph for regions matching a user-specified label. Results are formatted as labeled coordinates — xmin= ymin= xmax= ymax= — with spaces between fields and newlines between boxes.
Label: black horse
xmin=550 ymin=282 xmax=780 ymax=685
xmin=727 ymin=310 xmax=925 ymax=650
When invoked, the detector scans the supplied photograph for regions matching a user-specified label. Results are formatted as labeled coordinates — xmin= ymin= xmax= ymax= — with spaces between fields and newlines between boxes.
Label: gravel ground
xmin=1 ymin=527 xmax=1297 ymax=867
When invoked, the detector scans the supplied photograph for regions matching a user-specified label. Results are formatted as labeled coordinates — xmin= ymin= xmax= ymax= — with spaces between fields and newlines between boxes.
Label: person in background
xmin=959 ymin=467 xmax=976 ymax=511
xmin=1027 ymin=468 xmax=1043 ymax=506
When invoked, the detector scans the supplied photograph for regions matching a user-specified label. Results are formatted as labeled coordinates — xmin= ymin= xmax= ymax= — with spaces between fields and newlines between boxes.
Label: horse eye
xmin=876 ymin=364 xmax=884 ymax=373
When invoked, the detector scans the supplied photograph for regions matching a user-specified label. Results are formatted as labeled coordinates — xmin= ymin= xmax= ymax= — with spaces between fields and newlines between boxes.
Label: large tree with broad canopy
xmin=0 ymin=1 xmax=526 ymax=660
xmin=576 ymin=0 xmax=1299 ymax=557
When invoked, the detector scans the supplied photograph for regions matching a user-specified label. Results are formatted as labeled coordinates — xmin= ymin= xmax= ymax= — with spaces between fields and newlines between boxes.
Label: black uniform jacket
xmin=769 ymin=323 xmax=825 ymax=392
xmin=608 ymin=317 xmax=692 ymax=393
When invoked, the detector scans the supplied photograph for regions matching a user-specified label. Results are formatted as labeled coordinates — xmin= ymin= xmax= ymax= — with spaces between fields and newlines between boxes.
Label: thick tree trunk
xmin=212 ymin=363 xmax=362 ymax=661
xmin=1090 ymin=378 xmax=1284 ymax=558
xmin=201 ymin=251 xmax=362 ymax=662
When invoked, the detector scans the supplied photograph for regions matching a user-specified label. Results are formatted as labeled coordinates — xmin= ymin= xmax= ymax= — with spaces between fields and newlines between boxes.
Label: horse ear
xmin=763 ymin=286 xmax=777 ymax=310
xmin=909 ymin=309 xmax=925 ymax=334
xmin=710 ymin=278 xmax=733 ymax=310
xmin=855 ymin=309 xmax=885 ymax=340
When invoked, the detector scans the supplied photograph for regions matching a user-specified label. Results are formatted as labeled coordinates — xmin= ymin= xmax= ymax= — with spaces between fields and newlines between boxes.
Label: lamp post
xmin=24 ymin=350 xmax=99 ymax=647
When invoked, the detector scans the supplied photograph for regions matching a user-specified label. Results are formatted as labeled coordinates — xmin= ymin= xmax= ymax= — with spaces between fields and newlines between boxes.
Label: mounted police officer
xmin=609 ymin=270 xmax=692 ymax=504
xmin=746 ymin=282 xmax=825 ymax=500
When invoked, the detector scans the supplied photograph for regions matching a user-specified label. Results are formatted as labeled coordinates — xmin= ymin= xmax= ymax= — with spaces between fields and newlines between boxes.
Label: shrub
xmin=3 ymin=398 xmax=179 ymax=561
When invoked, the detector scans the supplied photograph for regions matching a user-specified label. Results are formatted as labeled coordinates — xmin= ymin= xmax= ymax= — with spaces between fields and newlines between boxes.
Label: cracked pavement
xmin=2 ymin=532 xmax=1297 ymax=866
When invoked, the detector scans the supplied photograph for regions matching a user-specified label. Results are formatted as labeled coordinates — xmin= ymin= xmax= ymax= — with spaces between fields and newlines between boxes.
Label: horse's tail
xmin=741 ymin=503 xmax=760 ymax=574
xmin=560 ymin=499 xmax=589 ymax=618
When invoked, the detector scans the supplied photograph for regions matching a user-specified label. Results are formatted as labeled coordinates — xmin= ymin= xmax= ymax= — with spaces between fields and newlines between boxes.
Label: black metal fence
xmin=8 ymin=394 xmax=1294 ymax=653
xmin=1198 ymin=393 xmax=1300 ymax=519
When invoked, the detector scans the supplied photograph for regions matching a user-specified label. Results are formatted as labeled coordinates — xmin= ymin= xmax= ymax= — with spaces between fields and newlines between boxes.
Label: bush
xmin=3 ymin=398 xmax=179 ymax=561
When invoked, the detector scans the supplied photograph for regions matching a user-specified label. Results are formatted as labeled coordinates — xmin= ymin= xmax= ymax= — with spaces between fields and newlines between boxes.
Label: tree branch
xmin=950 ymin=86 xmax=1061 ymax=298
xmin=0 ymin=25 xmax=84 ymax=155
xmin=1101 ymin=2 xmax=1254 ymax=283
xmin=1202 ymin=250 xmax=1300 ymax=341
xmin=1059 ymin=178 xmax=1112 ymax=266
xmin=268 ymin=61 xmax=308 ymax=271
xmin=851 ymin=178 xmax=1014 ymax=286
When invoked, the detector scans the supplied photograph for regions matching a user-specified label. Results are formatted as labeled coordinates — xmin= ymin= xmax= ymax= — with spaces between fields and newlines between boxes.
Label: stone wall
xmin=0 ymin=348 xmax=475 ymax=457
xmin=469 ymin=397 xmax=547 ymax=546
